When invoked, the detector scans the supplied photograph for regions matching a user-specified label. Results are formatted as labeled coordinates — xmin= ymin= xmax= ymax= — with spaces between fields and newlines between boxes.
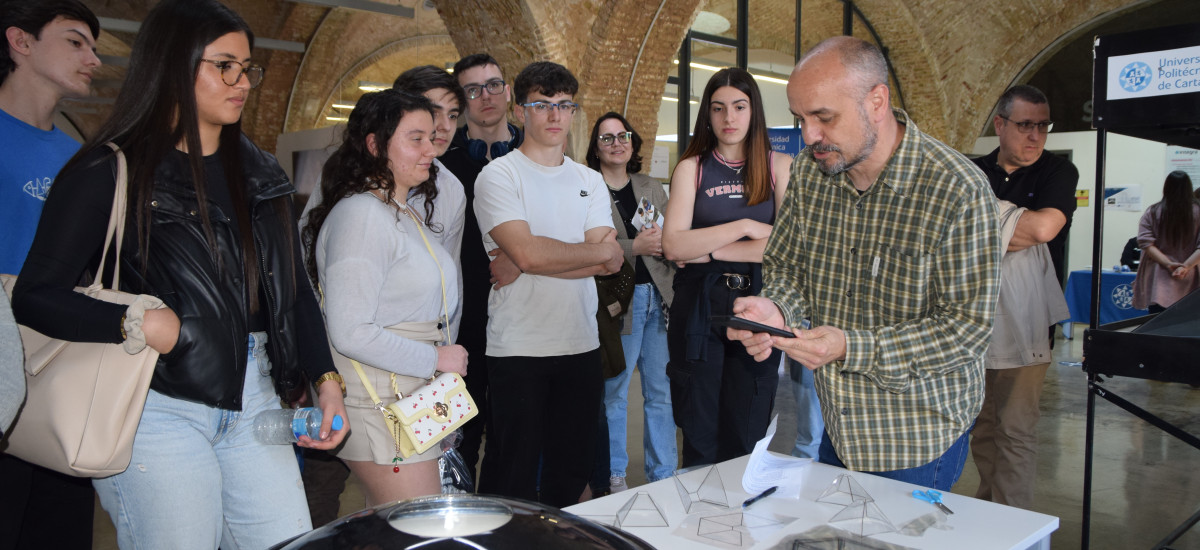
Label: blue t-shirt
xmin=0 ymin=108 xmax=81 ymax=274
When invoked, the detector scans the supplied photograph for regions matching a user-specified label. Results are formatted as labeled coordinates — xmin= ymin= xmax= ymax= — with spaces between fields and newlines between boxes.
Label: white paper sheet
xmin=741 ymin=415 xmax=811 ymax=499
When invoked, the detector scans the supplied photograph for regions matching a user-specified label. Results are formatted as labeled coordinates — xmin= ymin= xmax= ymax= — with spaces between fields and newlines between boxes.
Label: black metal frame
xmin=671 ymin=0 xmax=904 ymax=151
xmin=1083 ymin=22 xmax=1200 ymax=550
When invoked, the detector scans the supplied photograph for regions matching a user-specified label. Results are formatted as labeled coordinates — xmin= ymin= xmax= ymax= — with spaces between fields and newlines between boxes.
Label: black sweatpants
xmin=478 ymin=349 xmax=603 ymax=508
xmin=667 ymin=277 xmax=781 ymax=468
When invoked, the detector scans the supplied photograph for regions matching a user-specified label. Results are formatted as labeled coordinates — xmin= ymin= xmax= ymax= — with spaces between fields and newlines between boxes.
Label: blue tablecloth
xmin=1063 ymin=269 xmax=1148 ymax=326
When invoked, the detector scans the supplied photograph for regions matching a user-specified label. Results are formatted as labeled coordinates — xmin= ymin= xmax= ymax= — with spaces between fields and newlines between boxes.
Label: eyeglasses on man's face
xmin=598 ymin=131 xmax=632 ymax=146
xmin=464 ymin=79 xmax=506 ymax=100
xmin=520 ymin=101 xmax=579 ymax=115
xmin=200 ymin=59 xmax=264 ymax=89
xmin=1000 ymin=115 xmax=1053 ymax=134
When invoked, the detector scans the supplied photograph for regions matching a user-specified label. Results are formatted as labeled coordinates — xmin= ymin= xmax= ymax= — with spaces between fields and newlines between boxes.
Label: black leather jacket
xmin=14 ymin=136 xmax=333 ymax=409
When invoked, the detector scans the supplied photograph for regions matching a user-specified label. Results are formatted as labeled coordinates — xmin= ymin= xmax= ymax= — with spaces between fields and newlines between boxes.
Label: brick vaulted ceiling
xmin=72 ymin=0 xmax=1148 ymax=156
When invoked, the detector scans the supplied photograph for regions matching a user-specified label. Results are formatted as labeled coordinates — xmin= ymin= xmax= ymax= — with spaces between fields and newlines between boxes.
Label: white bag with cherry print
xmin=385 ymin=372 xmax=477 ymax=458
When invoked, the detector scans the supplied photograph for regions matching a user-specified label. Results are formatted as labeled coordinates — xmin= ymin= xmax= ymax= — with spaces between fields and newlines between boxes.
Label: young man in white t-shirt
xmin=472 ymin=61 xmax=623 ymax=507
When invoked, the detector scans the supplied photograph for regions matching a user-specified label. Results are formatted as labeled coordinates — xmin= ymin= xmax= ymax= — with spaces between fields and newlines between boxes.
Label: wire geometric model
xmin=673 ymin=464 xmax=730 ymax=513
xmin=695 ymin=511 xmax=784 ymax=547
xmin=816 ymin=473 xmax=873 ymax=506
xmin=777 ymin=525 xmax=918 ymax=550
xmin=615 ymin=491 xmax=669 ymax=529
xmin=827 ymin=500 xmax=897 ymax=537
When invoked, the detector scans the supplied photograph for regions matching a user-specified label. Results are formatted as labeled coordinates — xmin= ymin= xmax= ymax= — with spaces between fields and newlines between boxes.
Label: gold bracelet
xmin=314 ymin=371 xmax=346 ymax=397
xmin=119 ymin=313 xmax=127 ymax=340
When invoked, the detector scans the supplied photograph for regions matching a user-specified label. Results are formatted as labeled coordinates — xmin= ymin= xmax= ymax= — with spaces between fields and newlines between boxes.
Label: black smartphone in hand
xmin=710 ymin=315 xmax=795 ymax=338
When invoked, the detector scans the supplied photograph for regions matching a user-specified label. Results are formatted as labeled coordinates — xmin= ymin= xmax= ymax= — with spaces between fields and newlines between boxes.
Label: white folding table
xmin=565 ymin=454 xmax=1057 ymax=550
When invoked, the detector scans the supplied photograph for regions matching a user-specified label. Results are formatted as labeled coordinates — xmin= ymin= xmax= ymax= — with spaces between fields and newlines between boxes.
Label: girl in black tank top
xmin=660 ymin=68 xmax=793 ymax=467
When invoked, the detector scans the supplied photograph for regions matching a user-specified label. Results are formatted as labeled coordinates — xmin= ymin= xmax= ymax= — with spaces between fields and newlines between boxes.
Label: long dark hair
xmin=585 ymin=111 xmax=643 ymax=173
xmin=302 ymin=89 xmax=438 ymax=285
xmin=677 ymin=68 xmax=772 ymax=206
xmin=57 ymin=0 xmax=274 ymax=310
xmin=1156 ymin=170 xmax=1199 ymax=250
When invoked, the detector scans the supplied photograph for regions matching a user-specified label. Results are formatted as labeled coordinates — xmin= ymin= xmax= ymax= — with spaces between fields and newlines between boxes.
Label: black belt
xmin=722 ymin=273 xmax=750 ymax=290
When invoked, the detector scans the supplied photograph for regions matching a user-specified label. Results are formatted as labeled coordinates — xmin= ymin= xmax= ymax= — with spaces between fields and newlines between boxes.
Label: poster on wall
xmin=1105 ymin=44 xmax=1200 ymax=102
xmin=767 ymin=128 xmax=804 ymax=156
xmin=650 ymin=145 xmax=670 ymax=180
xmin=1104 ymin=185 xmax=1142 ymax=211
xmin=1165 ymin=145 xmax=1200 ymax=187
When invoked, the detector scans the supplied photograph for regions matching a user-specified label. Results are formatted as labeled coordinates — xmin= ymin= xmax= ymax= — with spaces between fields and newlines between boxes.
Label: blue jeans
xmin=604 ymin=283 xmax=677 ymax=482
xmin=789 ymin=360 xmax=824 ymax=459
xmin=93 ymin=333 xmax=312 ymax=550
xmin=818 ymin=427 xmax=970 ymax=492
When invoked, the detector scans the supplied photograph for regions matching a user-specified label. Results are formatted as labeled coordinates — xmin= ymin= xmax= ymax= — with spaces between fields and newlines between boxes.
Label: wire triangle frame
xmin=673 ymin=464 xmax=730 ymax=513
xmin=816 ymin=473 xmax=874 ymax=506
xmin=827 ymin=500 xmax=897 ymax=538
xmin=615 ymin=491 xmax=669 ymax=529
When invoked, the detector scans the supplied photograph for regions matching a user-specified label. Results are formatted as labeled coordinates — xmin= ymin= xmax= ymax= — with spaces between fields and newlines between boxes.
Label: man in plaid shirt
xmin=729 ymin=36 xmax=1000 ymax=491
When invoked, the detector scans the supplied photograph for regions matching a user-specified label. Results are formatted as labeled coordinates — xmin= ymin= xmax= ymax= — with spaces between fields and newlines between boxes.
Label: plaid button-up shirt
xmin=762 ymin=109 xmax=1001 ymax=472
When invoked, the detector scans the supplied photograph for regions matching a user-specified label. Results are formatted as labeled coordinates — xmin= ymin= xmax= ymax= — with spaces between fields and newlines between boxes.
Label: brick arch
xmin=435 ymin=0 xmax=705 ymax=162
xmin=311 ymin=36 xmax=459 ymax=130
xmin=74 ymin=0 xmax=1154 ymax=154
xmin=845 ymin=0 xmax=1141 ymax=150
xmin=433 ymin=0 xmax=554 ymax=79
xmin=282 ymin=5 xmax=455 ymax=134
xmin=572 ymin=0 xmax=705 ymax=161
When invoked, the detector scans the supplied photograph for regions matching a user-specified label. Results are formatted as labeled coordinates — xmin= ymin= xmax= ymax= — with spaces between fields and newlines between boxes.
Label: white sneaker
xmin=609 ymin=475 xmax=629 ymax=493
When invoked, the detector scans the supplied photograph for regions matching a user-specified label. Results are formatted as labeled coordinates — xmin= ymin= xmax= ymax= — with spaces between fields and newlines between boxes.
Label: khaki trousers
xmin=971 ymin=362 xmax=1050 ymax=510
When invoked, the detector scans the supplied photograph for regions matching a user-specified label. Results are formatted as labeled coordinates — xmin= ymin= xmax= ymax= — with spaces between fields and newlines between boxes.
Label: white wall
xmin=275 ymin=124 xmax=343 ymax=186
xmin=972 ymin=131 xmax=1167 ymax=276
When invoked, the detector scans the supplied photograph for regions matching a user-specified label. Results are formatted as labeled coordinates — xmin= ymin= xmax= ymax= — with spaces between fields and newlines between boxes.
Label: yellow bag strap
xmin=391 ymin=197 xmax=451 ymax=348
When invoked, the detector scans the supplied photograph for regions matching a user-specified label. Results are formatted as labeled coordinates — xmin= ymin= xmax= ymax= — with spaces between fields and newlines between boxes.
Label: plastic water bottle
xmin=252 ymin=407 xmax=344 ymax=445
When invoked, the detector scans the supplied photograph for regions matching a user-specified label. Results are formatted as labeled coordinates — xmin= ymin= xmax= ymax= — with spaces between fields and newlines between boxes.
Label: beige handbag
xmin=0 ymin=143 xmax=163 ymax=478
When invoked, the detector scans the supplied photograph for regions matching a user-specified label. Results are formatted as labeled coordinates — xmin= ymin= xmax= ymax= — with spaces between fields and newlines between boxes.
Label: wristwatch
xmin=313 ymin=371 xmax=346 ymax=397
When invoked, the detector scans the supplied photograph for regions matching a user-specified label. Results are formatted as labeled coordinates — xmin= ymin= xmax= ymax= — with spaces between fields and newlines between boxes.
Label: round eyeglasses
xmin=200 ymin=59 xmax=264 ymax=89
xmin=464 ymin=79 xmax=506 ymax=100
xmin=598 ymin=131 xmax=632 ymax=146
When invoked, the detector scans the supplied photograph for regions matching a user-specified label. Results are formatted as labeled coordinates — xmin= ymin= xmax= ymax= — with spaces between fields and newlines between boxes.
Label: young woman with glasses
xmin=661 ymin=68 xmax=792 ymax=467
xmin=585 ymin=112 xmax=678 ymax=490
xmin=12 ymin=1 xmax=346 ymax=547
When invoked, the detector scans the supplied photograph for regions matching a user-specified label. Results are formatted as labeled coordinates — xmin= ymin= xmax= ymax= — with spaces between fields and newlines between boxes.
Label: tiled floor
xmin=92 ymin=327 xmax=1200 ymax=549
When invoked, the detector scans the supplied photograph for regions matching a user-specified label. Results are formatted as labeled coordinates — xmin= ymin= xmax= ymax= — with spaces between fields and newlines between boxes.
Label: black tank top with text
xmin=691 ymin=150 xmax=775 ymax=230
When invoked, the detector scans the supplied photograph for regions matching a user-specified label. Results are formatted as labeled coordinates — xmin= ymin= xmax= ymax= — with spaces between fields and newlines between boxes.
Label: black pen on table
xmin=742 ymin=486 xmax=778 ymax=508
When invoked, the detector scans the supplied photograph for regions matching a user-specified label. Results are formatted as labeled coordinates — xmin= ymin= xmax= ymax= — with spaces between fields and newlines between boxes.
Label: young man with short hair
xmin=438 ymin=53 xmax=523 ymax=482
xmin=391 ymin=65 xmax=468 ymax=339
xmin=472 ymin=61 xmax=623 ymax=507
xmin=0 ymin=3 xmax=101 ymax=546
xmin=0 ymin=0 xmax=101 ymax=274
